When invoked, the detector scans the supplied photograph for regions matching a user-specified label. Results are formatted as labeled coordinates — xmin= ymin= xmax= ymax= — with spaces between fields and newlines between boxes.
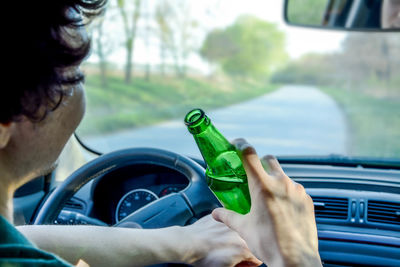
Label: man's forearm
xmin=17 ymin=225 xmax=190 ymax=267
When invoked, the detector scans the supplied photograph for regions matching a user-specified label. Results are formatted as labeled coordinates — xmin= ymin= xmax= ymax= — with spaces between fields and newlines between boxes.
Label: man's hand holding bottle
xmin=213 ymin=139 xmax=322 ymax=267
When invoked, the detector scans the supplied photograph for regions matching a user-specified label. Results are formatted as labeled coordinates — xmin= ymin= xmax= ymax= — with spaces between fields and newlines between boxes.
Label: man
xmin=0 ymin=0 xmax=321 ymax=266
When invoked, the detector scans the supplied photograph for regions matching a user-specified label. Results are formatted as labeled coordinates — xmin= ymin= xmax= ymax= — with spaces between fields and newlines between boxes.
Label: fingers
xmin=262 ymin=155 xmax=284 ymax=176
xmin=212 ymin=208 xmax=244 ymax=233
xmin=262 ymin=154 xmax=306 ymax=198
xmin=232 ymin=138 xmax=311 ymax=205
xmin=232 ymin=138 xmax=272 ymax=194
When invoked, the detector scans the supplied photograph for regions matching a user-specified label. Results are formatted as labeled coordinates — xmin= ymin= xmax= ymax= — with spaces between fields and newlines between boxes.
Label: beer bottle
xmin=184 ymin=108 xmax=251 ymax=214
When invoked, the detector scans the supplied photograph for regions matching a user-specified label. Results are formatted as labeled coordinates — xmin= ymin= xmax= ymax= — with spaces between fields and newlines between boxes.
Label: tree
xmin=90 ymin=4 xmax=119 ymax=88
xmin=95 ymin=20 xmax=108 ymax=88
xmin=117 ymin=0 xmax=142 ymax=84
xmin=154 ymin=0 xmax=198 ymax=78
xmin=339 ymin=33 xmax=400 ymax=92
xmin=155 ymin=0 xmax=173 ymax=76
xmin=200 ymin=15 xmax=287 ymax=78
xmin=271 ymin=33 xmax=400 ymax=95
xmin=93 ymin=17 xmax=115 ymax=88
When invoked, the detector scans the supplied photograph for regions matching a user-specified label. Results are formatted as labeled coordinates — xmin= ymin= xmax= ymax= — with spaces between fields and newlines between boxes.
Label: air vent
xmin=367 ymin=200 xmax=400 ymax=226
xmin=65 ymin=199 xmax=84 ymax=211
xmin=312 ymin=196 xmax=349 ymax=220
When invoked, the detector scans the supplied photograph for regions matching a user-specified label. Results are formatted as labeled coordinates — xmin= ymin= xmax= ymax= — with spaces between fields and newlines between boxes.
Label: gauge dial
xmin=159 ymin=186 xmax=182 ymax=197
xmin=115 ymin=189 xmax=158 ymax=223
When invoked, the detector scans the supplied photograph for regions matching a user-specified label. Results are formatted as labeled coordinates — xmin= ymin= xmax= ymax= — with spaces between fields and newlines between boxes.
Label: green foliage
xmin=200 ymin=15 xmax=287 ymax=78
xmin=272 ymin=33 xmax=400 ymax=95
xmin=271 ymin=53 xmax=340 ymax=85
xmin=322 ymin=87 xmax=400 ymax=158
xmin=286 ymin=0 xmax=327 ymax=25
xmin=78 ymin=75 xmax=277 ymax=135
xmin=117 ymin=0 xmax=124 ymax=8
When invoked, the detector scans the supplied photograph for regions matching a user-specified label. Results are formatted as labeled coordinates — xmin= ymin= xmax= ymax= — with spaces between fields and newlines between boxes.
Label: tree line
xmin=91 ymin=0 xmax=287 ymax=87
xmin=92 ymin=0 xmax=200 ymax=86
xmin=272 ymin=33 xmax=400 ymax=96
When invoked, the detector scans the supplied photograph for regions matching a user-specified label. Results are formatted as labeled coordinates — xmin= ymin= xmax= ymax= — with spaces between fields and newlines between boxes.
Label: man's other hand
xmin=182 ymin=215 xmax=262 ymax=267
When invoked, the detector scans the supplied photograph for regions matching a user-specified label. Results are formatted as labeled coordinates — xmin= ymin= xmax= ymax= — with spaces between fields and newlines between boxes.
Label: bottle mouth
xmin=184 ymin=108 xmax=206 ymax=127
xmin=184 ymin=108 xmax=210 ymax=134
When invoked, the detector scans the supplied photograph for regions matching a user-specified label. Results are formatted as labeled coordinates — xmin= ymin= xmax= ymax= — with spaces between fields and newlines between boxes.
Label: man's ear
xmin=0 ymin=122 xmax=13 ymax=149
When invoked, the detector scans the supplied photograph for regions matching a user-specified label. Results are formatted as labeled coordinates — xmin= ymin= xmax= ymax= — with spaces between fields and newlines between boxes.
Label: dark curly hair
xmin=1 ymin=0 xmax=107 ymax=123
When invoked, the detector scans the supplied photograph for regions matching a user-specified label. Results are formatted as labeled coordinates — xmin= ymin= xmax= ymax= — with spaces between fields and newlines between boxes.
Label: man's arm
xmin=18 ymin=215 xmax=262 ymax=267
xmin=18 ymin=225 xmax=186 ymax=266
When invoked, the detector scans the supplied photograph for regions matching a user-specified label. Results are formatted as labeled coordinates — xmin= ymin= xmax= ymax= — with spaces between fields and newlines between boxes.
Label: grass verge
xmin=321 ymin=87 xmax=400 ymax=158
xmin=78 ymin=75 xmax=276 ymax=136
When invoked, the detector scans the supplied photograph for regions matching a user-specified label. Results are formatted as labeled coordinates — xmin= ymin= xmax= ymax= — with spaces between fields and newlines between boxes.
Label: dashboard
xmin=283 ymin=164 xmax=400 ymax=267
xmin=56 ymin=160 xmax=400 ymax=267
xmin=89 ymin=164 xmax=189 ymax=225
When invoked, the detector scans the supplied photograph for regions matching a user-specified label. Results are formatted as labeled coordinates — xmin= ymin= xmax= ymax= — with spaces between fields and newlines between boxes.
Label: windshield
xmin=76 ymin=0 xmax=400 ymax=161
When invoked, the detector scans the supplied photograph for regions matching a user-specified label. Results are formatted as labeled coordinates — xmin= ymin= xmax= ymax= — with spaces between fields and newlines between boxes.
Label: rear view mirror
xmin=284 ymin=0 xmax=400 ymax=31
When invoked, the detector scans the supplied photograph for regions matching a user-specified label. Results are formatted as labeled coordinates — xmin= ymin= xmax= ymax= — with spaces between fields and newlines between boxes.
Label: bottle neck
xmin=185 ymin=109 xmax=234 ymax=167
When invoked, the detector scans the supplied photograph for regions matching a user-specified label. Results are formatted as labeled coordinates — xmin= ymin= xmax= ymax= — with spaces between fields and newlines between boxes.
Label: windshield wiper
xmin=277 ymin=155 xmax=400 ymax=170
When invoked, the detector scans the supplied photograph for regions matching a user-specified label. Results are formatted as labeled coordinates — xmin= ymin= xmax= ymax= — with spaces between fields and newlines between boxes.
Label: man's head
xmin=0 ymin=0 xmax=106 ymax=190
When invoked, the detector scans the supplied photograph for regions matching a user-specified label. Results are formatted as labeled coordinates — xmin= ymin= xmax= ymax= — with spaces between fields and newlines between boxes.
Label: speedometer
xmin=115 ymin=189 xmax=158 ymax=222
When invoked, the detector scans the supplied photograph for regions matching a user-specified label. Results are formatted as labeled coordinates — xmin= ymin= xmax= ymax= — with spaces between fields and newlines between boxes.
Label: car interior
xmin=12 ymin=0 xmax=400 ymax=266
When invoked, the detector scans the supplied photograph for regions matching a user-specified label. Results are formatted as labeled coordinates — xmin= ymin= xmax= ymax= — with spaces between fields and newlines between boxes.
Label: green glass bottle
xmin=184 ymin=108 xmax=251 ymax=214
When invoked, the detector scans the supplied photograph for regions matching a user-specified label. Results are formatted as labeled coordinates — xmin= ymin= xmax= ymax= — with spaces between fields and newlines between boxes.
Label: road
xmin=85 ymin=85 xmax=347 ymax=158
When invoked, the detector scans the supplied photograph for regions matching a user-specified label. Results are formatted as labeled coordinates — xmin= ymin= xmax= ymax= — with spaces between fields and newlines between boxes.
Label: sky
xmin=197 ymin=0 xmax=347 ymax=58
xmin=87 ymin=0 xmax=347 ymax=71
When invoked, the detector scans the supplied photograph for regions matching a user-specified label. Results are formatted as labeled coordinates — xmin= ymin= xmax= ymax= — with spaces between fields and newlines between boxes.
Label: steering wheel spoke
xmin=115 ymin=193 xmax=193 ymax=228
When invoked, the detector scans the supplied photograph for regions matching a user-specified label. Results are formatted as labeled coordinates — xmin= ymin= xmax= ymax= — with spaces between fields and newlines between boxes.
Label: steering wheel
xmin=34 ymin=148 xmax=221 ymax=228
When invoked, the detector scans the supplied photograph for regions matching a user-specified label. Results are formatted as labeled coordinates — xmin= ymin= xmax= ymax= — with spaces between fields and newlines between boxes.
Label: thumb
xmin=212 ymin=208 xmax=244 ymax=232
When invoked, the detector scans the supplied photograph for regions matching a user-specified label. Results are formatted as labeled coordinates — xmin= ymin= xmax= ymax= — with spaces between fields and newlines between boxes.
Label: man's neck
xmin=0 ymin=179 xmax=14 ymax=223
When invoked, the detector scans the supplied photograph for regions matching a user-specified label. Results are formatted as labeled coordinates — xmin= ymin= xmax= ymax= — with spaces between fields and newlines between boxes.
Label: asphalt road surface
xmin=85 ymin=85 xmax=347 ymax=159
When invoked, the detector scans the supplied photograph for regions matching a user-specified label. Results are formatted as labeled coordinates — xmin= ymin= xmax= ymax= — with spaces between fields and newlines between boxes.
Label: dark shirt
xmin=0 ymin=215 xmax=72 ymax=267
